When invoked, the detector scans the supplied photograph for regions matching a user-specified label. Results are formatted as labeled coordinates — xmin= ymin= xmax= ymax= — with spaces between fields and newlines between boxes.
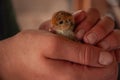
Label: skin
xmin=74 ymin=8 xmax=120 ymax=62
xmin=0 ymin=8 xmax=119 ymax=80
xmin=0 ymin=30 xmax=117 ymax=80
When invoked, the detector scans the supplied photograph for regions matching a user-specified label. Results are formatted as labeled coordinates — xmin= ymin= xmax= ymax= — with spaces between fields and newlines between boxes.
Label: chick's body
xmin=51 ymin=11 xmax=75 ymax=40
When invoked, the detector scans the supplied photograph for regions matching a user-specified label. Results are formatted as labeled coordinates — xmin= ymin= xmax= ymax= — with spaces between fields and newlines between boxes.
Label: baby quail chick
xmin=50 ymin=11 xmax=76 ymax=40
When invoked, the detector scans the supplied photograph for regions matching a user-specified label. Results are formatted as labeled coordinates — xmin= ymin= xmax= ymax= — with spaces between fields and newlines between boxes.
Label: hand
xmin=74 ymin=8 xmax=120 ymax=63
xmin=0 ymin=29 xmax=116 ymax=80
xmin=75 ymin=8 xmax=120 ymax=80
xmin=40 ymin=8 xmax=115 ymax=64
xmin=39 ymin=8 xmax=119 ymax=80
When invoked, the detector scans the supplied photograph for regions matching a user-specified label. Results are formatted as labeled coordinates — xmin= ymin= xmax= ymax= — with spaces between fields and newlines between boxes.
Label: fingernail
xmin=76 ymin=29 xmax=85 ymax=39
xmin=73 ymin=10 xmax=83 ymax=15
xmin=99 ymin=41 xmax=110 ymax=50
xmin=99 ymin=51 xmax=113 ymax=65
xmin=86 ymin=33 xmax=97 ymax=44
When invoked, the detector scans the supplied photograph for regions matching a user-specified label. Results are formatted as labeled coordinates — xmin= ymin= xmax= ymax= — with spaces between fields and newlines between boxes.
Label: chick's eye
xmin=59 ymin=21 xmax=63 ymax=24
xmin=65 ymin=20 xmax=69 ymax=23
xmin=69 ymin=19 xmax=71 ymax=22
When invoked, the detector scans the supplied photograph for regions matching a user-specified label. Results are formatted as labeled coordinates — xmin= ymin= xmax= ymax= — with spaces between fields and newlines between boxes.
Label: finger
xmin=115 ymin=49 xmax=120 ymax=63
xmin=84 ymin=16 xmax=114 ymax=44
xmin=73 ymin=10 xmax=86 ymax=25
xmin=75 ymin=8 xmax=100 ymax=40
xmin=98 ymin=30 xmax=120 ymax=50
xmin=43 ymin=35 xmax=113 ymax=67
xmin=39 ymin=20 xmax=51 ymax=31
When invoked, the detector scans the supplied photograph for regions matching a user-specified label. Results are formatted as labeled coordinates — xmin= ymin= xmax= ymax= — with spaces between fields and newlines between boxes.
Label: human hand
xmin=0 ymin=29 xmax=116 ymax=80
xmin=74 ymin=8 xmax=120 ymax=63
xmin=75 ymin=8 xmax=120 ymax=80
xmin=40 ymin=8 xmax=115 ymax=64
xmin=39 ymin=8 xmax=119 ymax=80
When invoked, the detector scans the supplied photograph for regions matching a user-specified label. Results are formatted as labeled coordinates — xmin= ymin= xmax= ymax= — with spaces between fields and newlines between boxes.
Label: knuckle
xmin=16 ymin=30 xmax=38 ymax=37
xmin=94 ymin=17 xmax=115 ymax=37
xmin=88 ymin=8 xmax=100 ymax=16
xmin=81 ymin=20 xmax=94 ymax=30
xmin=96 ymin=25 xmax=107 ymax=35
xmin=88 ymin=8 xmax=100 ymax=19
xmin=45 ymin=35 xmax=59 ymax=51
xmin=14 ymin=30 xmax=45 ymax=43
xmin=105 ymin=31 xmax=120 ymax=50
xmin=84 ymin=45 xmax=93 ymax=65
xmin=104 ymin=16 xmax=115 ymax=27
xmin=77 ymin=44 xmax=92 ymax=65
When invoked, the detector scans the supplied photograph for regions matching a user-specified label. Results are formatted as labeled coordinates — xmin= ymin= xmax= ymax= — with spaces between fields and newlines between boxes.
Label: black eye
xmin=59 ymin=21 xmax=63 ymax=24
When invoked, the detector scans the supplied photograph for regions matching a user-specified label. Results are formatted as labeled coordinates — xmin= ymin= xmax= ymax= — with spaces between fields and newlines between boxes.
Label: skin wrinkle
xmin=77 ymin=44 xmax=82 ymax=64
xmin=77 ymin=44 xmax=85 ymax=65
xmin=77 ymin=44 xmax=93 ymax=66
xmin=76 ymin=44 xmax=85 ymax=80
xmin=82 ymin=45 xmax=88 ymax=80
xmin=84 ymin=45 xmax=94 ymax=66
xmin=85 ymin=45 xmax=89 ymax=66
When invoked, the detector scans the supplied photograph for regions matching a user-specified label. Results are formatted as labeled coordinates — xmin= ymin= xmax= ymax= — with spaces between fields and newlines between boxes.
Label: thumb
xmin=44 ymin=35 xmax=113 ymax=67
xmin=39 ymin=20 xmax=51 ymax=31
xmin=73 ymin=10 xmax=86 ymax=25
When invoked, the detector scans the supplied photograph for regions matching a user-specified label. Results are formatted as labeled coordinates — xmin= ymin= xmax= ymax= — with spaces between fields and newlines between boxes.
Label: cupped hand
xmin=0 ymin=29 xmax=117 ymax=80
xmin=74 ymin=8 xmax=120 ymax=64
xmin=40 ymin=8 xmax=116 ymax=64
xmin=39 ymin=8 xmax=119 ymax=80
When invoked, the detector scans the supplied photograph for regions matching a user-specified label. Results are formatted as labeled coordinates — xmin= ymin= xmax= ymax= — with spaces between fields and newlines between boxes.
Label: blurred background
xmin=11 ymin=0 xmax=120 ymax=30
xmin=0 ymin=0 xmax=120 ymax=79
xmin=11 ymin=0 xmax=70 ymax=30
